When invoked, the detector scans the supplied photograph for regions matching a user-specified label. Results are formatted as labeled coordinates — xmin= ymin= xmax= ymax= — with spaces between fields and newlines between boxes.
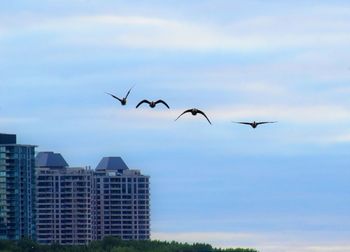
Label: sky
xmin=1 ymin=1 xmax=350 ymax=251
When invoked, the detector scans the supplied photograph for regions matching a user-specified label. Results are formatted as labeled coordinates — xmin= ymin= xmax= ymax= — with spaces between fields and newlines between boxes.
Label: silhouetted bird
xmin=136 ymin=100 xmax=170 ymax=109
xmin=233 ymin=121 xmax=277 ymax=128
xmin=106 ymin=86 xmax=133 ymax=106
xmin=175 ymin=108 xmax=212 ymax=124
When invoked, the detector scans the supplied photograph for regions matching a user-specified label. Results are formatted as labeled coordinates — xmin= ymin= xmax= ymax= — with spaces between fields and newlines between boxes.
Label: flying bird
xmin=175 ymin=108 xmax=212 ymax=124
xmin=233 ymin=121 xmax=277 ymax=129
xmin=106 ymin=86 xmax=133 ymax=106
xmin=136 ymin=99 xmax=170 ymax=109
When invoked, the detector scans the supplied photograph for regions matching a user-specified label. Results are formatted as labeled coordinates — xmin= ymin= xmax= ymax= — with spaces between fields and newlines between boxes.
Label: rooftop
xmin=96 ymin=157 xmax=129 ymax=171
xmin=0 ymin=133 xmax=16 ymax=144
xmin=36 ymin=152 xmax=69 ymax=168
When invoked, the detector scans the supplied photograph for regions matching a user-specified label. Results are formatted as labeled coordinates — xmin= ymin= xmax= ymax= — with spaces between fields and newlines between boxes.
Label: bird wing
xmin=233 ymin=121 xmax=253 ymax=126
xmin=175 ymin=109 xmax=192 ymax=121
xmin=125 ymin=85 xmax=134 ymax=99
xmin=106 ymin=92 xmax=122 ymax=103
xmin=136 ymin=100 xmax=150 ymax=108
xmin=197 ymin=110 xmax=212 ymax=124
xmin=155 ymin=100 xmax=170 ymax=109
xmin=256 ymin=121 xmax=277 ymax=125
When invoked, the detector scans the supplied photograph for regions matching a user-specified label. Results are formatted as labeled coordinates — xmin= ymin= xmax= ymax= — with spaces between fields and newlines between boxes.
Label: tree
xmin=111 ymin=247 xmax=138 ymax=252
xmin=0 ymin=237 xmax=258 ymax=252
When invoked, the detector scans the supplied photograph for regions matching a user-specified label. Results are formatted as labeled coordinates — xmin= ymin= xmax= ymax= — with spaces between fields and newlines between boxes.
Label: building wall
xmin=36 ymin=167 xmax=93 ymax=245
xmin=36 ymin=167 xmax=150 ymax=244
xmin=0 ymin=136 xmax=151 ymax=244
xmin=0 ymin=144 xmax=36 ymax=240
xmin=92 ymin=169 xmax=150 ymax=241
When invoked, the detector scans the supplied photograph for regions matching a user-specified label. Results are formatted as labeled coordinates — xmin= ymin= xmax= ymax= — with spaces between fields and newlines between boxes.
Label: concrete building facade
xmin=92 ymin=157 xmax=150 ymax=241
xmin=35 ymin=153 xmax=150 ymax=244
xmin=35 ymin=152 xmax=93 ymax=245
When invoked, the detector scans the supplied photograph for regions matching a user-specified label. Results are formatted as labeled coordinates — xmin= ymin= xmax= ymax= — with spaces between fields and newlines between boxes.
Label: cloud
xmin=74 ymin=13 xmax=350 ymax=51
xmin=320 ymin=132 xmax=350 ymax=144
xmin=207 ymin=104 xmax=350 ymax=123
xmin=37 ymin=103 xmax=350 ymax=128
xmin=32 ymin=15 xmax=253 ymax=51
xmin=2 ymin=6 xmax=350 ymax=52
xmin=0 ymin=116 xmax=38 ymax=124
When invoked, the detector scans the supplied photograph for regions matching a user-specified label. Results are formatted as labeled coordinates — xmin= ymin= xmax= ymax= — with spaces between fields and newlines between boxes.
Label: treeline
xmin=0 ymin=237 xmax=258 ymax=252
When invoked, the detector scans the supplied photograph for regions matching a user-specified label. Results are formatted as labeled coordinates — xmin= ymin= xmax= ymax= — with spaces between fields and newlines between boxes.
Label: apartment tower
xmin=0 ymin=133 xmax=36 ymax=240
xmin=92 ymin=157 xmax=150 ymax=240
xmin=35 ymin=152 xmax=93 ymax=245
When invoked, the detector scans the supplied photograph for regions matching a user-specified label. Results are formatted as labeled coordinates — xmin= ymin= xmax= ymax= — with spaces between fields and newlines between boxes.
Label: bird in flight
xmin=175 ymin=108 xmax=212 ymax=124
xmin=136 ymin=99 xmax=170 ymax=109
xmin=106 ymin=86 xmax=133 ymax=106
xmin=233 ymin=121 xmax=277 ymax=129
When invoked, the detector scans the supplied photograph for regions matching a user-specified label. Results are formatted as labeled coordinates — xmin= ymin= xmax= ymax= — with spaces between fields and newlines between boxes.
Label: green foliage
xmin=0 ymin=237 xmax=259 ymax=252
xmin=111 ymin=247 xmax=137 ymax=252
xmin=0 ymin=240 xmax=16 ymax=251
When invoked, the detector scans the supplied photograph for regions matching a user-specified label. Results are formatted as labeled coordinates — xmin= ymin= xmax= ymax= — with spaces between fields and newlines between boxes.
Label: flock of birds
xmin=106 ymin=86 xmax=277 ymax=128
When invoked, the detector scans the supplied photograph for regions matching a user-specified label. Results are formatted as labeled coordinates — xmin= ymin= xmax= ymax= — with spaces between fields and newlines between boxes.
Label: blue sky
xmin=1 ymin=1 xmax=350 ymax=251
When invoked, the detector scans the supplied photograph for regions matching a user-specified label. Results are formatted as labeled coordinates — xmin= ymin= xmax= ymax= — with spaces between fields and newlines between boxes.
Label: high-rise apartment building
xmin=35 ymin=153 xmax=150 ymax=244
xmin=0 ymin=133 xmax=36 ymax=240
xmin=92 ymin=157 xmax=150 ymax=241
xmin=0 ymin=132 xmax=150 ymax=244
xmin=35 ymin=152 xmax=93 ymax=245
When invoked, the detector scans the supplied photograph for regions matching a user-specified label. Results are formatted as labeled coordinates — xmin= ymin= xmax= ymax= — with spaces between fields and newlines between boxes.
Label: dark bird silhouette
xmin=106 ymin=86 xmax=133 ymax=106
xmin=136 ymin=99 xmax=170 ymax=109
xmin=175 ymin=108 xmax=212 ymax=124
xmin=233 ymin=121 xmax=277 ymax=129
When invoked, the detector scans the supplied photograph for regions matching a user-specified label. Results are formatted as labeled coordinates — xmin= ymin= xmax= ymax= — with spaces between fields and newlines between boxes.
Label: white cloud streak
xmin=0 ymin=116 xmax=38 ymax=124
xmin=2 ymin=6 xmax=350 ymax=52
xmin=61 ymin=13 xmax=350 ymax=51
xmin=42 ymin=103 xmax=350 ymax=126
xmin=207 ymin=104 xmax=350 ymax=123
xmin=320 ymin=132 xmax=350 ymax=144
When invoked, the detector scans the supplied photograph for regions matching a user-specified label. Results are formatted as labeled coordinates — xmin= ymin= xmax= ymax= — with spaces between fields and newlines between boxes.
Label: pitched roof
xmin=96 ymin=157 xmax=128 ymax=171
xmin=36 ymin=152 xmax=69 ymax=168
